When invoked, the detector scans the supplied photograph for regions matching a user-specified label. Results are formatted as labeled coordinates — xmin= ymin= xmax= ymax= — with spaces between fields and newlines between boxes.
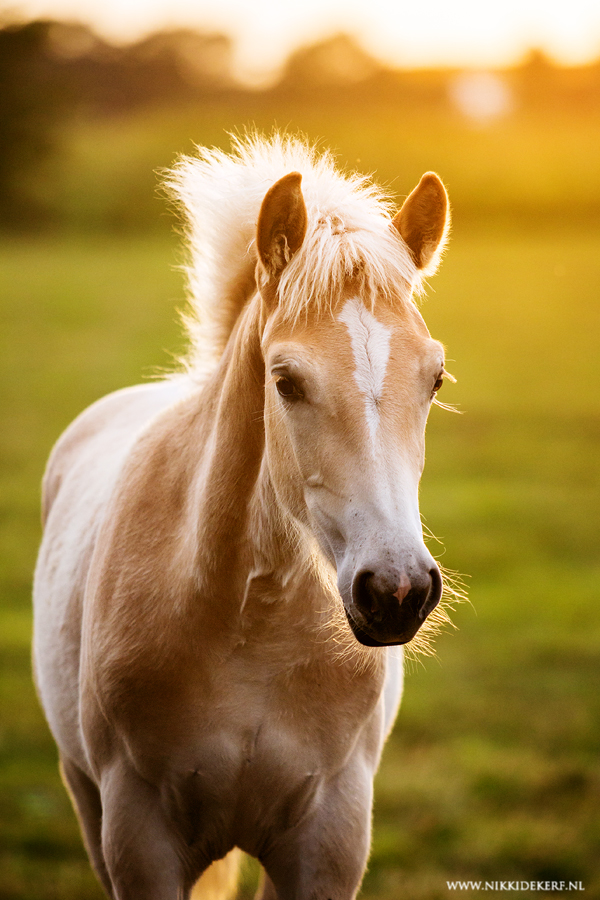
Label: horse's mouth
xmin=344 ymin=607 xmax=419 ymax=647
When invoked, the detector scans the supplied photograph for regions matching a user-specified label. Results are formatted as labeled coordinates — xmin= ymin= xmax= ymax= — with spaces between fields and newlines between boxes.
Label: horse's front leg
xmin=260 ymin=759 xmax=374 ymax=900
xmin=99 ymin=760 xmax=196 ymax=900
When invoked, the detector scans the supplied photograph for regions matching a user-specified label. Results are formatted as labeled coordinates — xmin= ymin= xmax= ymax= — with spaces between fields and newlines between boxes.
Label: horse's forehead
xmin=320 ymin=308 xmax=430 ymax=374
xmin=336 ymin=295 xmax=430 ymax=348
xmin=269 ymin=293 xmax=430 ymax=348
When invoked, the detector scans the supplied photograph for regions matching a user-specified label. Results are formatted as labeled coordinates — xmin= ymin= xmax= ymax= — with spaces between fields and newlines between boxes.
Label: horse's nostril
xmin=354 ymin=570 xmax=378 ymax=615
xmin=352 ymin=564 xmax=442 ymax=630
xmin=430 ymin=566 xmax=442 ymax=594
xmin=354 ymin=569 xmax=408 ymax=620
xmin=419 ymin=566 xmax=442 ymax=620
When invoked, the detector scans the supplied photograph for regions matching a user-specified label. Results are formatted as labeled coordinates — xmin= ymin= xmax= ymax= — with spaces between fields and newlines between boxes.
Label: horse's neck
xmin=86 ymin=295 xmax=373 ymax=688
xmin=191 ymin=296 xmax=317 ymax=616
xmin=190 ymin=297 xmax=267 ymax=588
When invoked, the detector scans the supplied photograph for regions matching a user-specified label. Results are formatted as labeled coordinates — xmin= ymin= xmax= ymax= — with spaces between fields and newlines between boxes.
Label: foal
xmin=33 ymin=135 xmax=452 ymax=900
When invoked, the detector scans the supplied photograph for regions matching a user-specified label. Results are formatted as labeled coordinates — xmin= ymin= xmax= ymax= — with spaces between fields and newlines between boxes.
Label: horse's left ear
xmin=257 ymin=172 xmax=308 ymax=280
xmin=392 ymin=172 xmax=450 ymax=275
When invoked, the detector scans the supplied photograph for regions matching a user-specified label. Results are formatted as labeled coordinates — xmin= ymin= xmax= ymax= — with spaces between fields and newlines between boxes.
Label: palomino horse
xmin=33 ymin=135 xmax=453 ymax=900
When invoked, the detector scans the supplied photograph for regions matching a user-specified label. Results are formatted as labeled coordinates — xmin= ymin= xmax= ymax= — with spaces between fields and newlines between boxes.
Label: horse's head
xmin=256 ymin=170 xmax=450 ymax=647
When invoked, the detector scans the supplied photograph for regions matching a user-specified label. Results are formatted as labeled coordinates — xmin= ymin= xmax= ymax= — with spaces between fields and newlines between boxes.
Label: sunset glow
xmin=4 ymin=0 xmax=600 ymax=81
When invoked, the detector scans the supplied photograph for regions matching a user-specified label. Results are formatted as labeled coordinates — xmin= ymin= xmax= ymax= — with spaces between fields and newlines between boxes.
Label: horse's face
xmin=262 ymin=294 xmax=444 ymax=646
xmin=257 ymin=170 xmax=450 ymax=647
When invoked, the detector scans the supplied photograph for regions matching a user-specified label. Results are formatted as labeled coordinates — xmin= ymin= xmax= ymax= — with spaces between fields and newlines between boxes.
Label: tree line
xmin=2 ymin=19 xmax=600 ymax=227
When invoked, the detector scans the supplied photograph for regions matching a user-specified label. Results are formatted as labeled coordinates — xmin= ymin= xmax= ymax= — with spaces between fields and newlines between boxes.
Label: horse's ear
xmin=392 ymin=172 xmax=449 ymax=274
xmin=257 ymin=172 xmax=307 ymax=279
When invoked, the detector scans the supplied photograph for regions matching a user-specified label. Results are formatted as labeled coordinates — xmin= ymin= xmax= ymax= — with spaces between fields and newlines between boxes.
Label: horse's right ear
xmin=392 ymin=172 xmax=450 ymax=275
xmin=257 ymin=172 xmax=307 ymax=280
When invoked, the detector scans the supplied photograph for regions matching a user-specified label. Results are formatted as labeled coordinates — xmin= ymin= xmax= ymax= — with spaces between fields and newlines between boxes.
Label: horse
xmin=33 ymin=133 xmax=454 ymax=900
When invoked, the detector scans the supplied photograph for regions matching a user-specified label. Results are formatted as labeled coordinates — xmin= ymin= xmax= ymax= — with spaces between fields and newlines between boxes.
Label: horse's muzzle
xmin=345 ymin=564 xmax=442 ymax=646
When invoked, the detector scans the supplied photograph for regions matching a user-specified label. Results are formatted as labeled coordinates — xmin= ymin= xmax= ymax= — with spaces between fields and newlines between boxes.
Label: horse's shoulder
xmin=41 ymin=379 xmax=192 ymax=524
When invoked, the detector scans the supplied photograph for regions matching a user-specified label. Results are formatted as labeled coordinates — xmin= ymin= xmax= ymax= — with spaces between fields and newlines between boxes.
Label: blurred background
xmin=1 ymin=1 xmax=599 ymax=898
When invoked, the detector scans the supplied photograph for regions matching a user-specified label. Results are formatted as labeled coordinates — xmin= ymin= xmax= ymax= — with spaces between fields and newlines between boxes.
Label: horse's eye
xmin=432 ymin=373 xmax=444 ymax=395
xmin=276 ymin=376 xmax=303 ymax=401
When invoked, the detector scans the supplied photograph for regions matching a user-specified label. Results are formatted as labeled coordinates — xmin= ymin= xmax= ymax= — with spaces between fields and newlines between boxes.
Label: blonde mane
xmin=166 ymin=132 xmax=420 ymax=377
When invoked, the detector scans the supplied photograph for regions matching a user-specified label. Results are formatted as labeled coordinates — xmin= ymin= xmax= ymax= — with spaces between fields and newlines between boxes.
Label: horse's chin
xmin=344 ymin=608 xmax=416 ymax=648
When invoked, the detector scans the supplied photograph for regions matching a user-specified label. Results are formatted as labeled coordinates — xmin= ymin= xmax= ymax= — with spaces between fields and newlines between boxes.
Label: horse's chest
xmin=189 ymin=683 xmax=372 ymax=789
xmin=177 ymin=716 xmax=355 ymax=855
xmin=169 ymin=671 xmax=383 ymax=855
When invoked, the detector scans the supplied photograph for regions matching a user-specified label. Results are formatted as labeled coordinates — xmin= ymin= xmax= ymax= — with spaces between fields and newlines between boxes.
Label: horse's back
xmin=33 ymin=377 xmax=193 ymax=772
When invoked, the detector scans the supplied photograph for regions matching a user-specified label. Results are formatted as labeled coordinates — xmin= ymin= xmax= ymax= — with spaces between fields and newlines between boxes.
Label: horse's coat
xmin=33 ymin=134 xmax=453 ymax=900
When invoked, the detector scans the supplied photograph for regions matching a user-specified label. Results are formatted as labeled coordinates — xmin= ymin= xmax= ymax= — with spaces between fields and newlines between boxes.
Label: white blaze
xmin=338 ymin=297 xmax=392 ymax=442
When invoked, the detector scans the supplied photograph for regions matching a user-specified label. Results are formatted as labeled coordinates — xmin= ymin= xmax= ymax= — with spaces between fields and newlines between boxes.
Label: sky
xmin=5 ymin=0 xmax=600 ymax=82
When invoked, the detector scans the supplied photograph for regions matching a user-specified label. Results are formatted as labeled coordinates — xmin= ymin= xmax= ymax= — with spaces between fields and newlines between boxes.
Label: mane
xmin=166 ymin=132 xmax=420 ymax=378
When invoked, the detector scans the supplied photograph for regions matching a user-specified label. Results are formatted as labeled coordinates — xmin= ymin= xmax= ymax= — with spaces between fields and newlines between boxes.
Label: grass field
xmin=1 ymin=102 xmax=600 ymax=899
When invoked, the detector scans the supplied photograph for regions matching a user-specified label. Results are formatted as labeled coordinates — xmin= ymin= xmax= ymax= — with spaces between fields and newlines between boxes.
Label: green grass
xmin=360 ymin=225 xmax=600 ymax=898
xmin=1 ymin=222 xmax=599 ymax=893
xmin=0 ymin=234 xmax=186 ymax=900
